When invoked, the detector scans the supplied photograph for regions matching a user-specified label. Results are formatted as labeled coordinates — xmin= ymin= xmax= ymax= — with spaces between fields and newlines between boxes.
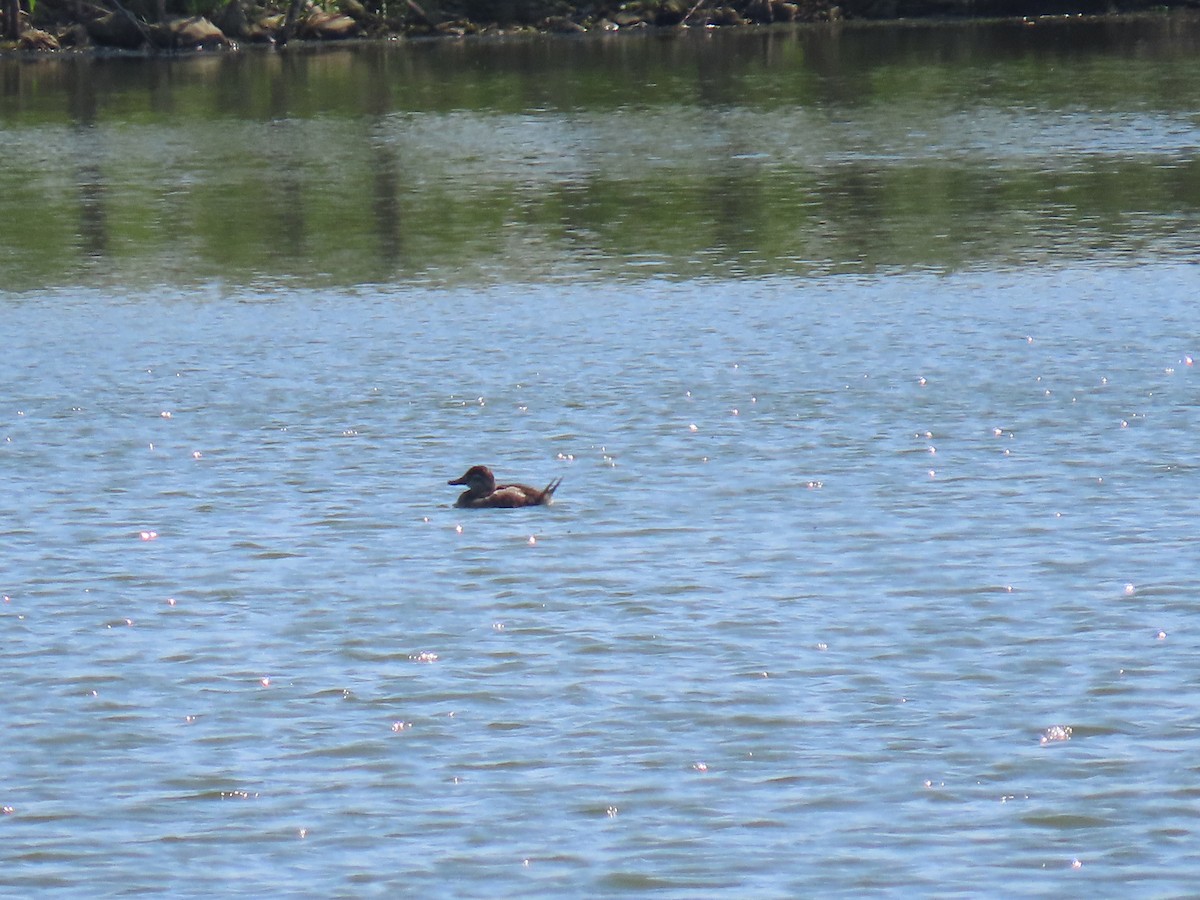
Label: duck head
xmin=448 ymin=465 xmax=496 ymax=494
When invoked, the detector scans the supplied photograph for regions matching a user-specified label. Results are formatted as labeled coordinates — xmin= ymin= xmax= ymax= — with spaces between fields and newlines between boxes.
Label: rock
xmin=544 ymin=15 xmax=584 ymax=32
xmin=155 ymin=16 xmax=231 ymax=48
xmin=711 ymin=6 xmax=747 ymax=24
xmin=56 ymin=23 xmax=90 ymax=47
xmin=87 ymin=12 xmax=146 ymax=49
xmin=299 ymin=9 xmax=361 ymax=38
xmin=745 ymin=0 xmax=774 ymax=20
xmin=214 ymin=0 xmax=250 ymax=39
xmin=243 ymin=23 xmax=275 ymax=41
xmin=19 ymin=27 xmax=59 ymax=49
xmin=434 ymin=19 xmax=475 ymax=35
xmin=654 ymin=0 xmax=687 ymax=25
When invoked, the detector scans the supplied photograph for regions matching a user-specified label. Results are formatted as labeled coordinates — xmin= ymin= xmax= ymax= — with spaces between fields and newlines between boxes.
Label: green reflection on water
xmin=3 ymin=17 xmax=1200 ymax=290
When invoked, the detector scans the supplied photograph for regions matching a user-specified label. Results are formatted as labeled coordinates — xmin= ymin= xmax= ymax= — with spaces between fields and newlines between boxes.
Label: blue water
xmin=3 ymin=265 xmax=1198 ymax=895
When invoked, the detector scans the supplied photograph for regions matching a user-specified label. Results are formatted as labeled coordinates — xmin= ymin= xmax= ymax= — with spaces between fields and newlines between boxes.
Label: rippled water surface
xmin=4 ymin=19 xmax=1200 ymax=898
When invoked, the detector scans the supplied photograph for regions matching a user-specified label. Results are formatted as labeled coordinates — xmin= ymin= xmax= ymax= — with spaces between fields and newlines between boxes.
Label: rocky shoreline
xmin=2 ymin=0 xmax=1194 ymax=53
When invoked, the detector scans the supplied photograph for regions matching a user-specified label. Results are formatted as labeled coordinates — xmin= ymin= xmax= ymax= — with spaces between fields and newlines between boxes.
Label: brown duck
xmin=448 ymin=465 xmax=562 ymax=509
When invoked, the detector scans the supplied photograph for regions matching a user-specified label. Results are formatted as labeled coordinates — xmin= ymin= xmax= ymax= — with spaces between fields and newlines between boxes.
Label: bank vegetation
xmin=0 ymin=0 xmax=1189 ymax=53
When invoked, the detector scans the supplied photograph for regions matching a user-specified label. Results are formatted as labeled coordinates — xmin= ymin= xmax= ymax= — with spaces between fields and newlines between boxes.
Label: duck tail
xmin=541 ymin=476 xmax=563 ymax=504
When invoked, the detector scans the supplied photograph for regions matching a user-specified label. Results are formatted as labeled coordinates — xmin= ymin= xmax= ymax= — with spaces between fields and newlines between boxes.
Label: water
xmin=3 ymin=20 xmax=1200 ymax=897
xmin=5 ymin=17 xmax=1200 ymax=287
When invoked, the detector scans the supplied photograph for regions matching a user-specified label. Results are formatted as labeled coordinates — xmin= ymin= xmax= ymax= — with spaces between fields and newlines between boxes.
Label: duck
xmin=448 ymin=465 xmax=562 ymax=509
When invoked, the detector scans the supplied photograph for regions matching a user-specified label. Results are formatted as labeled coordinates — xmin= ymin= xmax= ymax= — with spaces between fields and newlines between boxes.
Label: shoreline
xmin=3 ymin=0 xmax=1199 ymax=54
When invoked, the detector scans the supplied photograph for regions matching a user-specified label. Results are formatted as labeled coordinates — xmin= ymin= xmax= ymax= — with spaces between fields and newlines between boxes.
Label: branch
xmin=103 ymin=0 xmax=155 ymax=45
xmin=681 ymin=0 xmax=707 ymax=24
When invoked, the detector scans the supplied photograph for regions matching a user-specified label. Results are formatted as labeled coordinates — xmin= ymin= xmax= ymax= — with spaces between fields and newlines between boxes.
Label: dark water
xmin=3 ymin=19 xmax=1200 ymax=897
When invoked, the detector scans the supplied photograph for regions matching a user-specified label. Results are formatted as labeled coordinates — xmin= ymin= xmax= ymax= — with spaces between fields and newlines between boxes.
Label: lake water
xmin=3 ymin=18 xmax=1200 ymax=897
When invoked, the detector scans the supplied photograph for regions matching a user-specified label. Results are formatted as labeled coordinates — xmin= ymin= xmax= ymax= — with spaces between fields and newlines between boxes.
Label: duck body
xmin=449 ymin=465 xmax=562 ymax=509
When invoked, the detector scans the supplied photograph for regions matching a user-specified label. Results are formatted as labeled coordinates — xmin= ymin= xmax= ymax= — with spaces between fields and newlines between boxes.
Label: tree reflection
xmin=68 ymin=60 xmax=109 ymax=264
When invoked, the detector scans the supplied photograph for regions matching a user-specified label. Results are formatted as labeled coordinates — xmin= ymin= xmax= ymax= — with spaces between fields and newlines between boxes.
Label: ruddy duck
xmin=448 ymin=465 xmax=562 ymax=509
